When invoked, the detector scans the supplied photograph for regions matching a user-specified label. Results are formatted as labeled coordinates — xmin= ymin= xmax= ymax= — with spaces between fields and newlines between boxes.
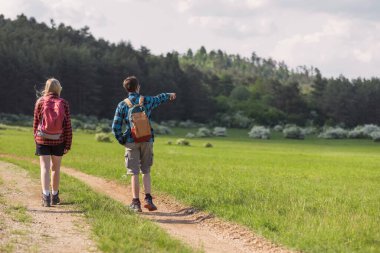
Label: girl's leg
xmin=51 ymin=155 xmax=62 ymax=193
xmin=40 ymin=155 xmax=51 ymax=195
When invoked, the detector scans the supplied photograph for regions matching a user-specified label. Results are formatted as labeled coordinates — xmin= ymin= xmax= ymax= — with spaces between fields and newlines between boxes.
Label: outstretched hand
xmin=169 ymin=93 xmax=176 ymax=101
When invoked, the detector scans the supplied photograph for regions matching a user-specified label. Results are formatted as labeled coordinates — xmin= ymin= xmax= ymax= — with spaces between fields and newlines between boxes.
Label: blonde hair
xmin=43 ymin=78 xmax=62 ymax=96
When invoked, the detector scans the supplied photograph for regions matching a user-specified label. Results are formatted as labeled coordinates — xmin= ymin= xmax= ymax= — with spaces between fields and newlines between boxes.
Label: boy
xmin=112 ymin=76 xmax=176 ymax=212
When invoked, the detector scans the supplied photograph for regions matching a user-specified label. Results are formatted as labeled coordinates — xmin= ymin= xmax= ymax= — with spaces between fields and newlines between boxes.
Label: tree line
xmin=1 ymin=14 xmax=379 ymax=127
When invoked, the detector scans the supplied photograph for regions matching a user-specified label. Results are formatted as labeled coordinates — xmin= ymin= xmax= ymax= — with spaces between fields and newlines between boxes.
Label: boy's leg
xmin=131 ymin=174 xmax=140 ymax=198
xmin=125 ymin=143 xmax=142 ymax=212
xmin=140 ymin=142 xmax=156 ymax=211
xmin=142 ymin=173 xmax=151 ymax=195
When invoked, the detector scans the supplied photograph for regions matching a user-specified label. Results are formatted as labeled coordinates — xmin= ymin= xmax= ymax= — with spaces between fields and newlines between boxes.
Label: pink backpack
xmin=37 ymin=97 xmax=65 ymax=140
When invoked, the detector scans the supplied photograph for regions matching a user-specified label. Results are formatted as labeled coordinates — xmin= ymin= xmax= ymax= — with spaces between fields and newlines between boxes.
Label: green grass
xmin=0 ymin=157 xmax=195 ymax=253
xmin=5 ymin=204 xmax=32 ymax=223
xmin=1 ymin=127 xmax=380 ymax=252
xmin=0 ymin=243 xmax=14 ymax=253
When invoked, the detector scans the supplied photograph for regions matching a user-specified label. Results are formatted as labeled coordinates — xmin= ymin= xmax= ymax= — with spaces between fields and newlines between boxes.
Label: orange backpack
xmin=124 ymin=96 xmax=152 ymax=142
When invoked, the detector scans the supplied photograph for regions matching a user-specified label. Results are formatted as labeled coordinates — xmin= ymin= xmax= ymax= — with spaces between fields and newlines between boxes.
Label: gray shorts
xmin=125 ymin=142 xmax=153 ymax=175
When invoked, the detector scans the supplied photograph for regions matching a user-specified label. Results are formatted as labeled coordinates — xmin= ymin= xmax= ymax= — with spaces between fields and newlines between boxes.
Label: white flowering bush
xmin=83 ymin=123 xmax=97 ymax=131
xmin=348 ymin=124 xmax=380 ymax=139
xmin=0 ymin=113 xmax=33 ymax=126
xmin=218 ymin=112 xmax=253 ymax=128
xmin=185 ymin=133 xmax=195 ymax=138
xmin=196 ymin=127 xmax=213 ymax=137
xmin=370 ymin=131 xmax=380 ymax=142
xmin=213 ymin=127 xmax=227 ymax=137
xmin=95 ymin=133 xmax=112 ymax=142
xmin=273 ymin=125 xmax=283 ymax=132
xmin=160 ymin=120 xmax=178 ymax=127
xmin=248 ymin=126 xmax=271 ymax=139
xmin=151 ymin=121 xmax=173 ymax=135
xmin=176 ymin=138 xmax=190 ymax=146
xmin=283 ymin=126 xmax=304 ymax=139
xmin=96 ymin=123 xmax=112 ymax=133
xmin=178 ymin=120 xmax=198 ymax=128
xmin=301 ymin=126 xmax=318 ymax=136
xmin=318 ymin=127 xmax=348 ymax=139
xmin=155 ymin=125 xmax=173 ymax=135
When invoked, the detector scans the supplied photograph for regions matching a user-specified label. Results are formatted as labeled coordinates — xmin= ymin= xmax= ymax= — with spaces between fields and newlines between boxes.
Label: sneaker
xmin=41 ymin=193 xmax=51 ymax=207
xmin=51 ymin=191 xmax=60 ymax=205
xmin=144 ymin=195 xmax=157 ymax=211
xmin=129 ymin=199 xmax=142 ymax=212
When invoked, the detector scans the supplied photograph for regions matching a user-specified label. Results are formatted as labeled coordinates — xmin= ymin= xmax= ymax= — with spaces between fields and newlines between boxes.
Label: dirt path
xmin=0 ymin=154 xmax=294 ymax=253
xmin=62 ymin=167 xmax=293 ymax=253
xmin=0 ymin=160 xmax=98 ymax=253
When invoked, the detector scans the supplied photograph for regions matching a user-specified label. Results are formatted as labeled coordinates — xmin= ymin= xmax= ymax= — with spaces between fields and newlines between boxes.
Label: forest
xmin=1 ymin=14 xmax=380 ymax=127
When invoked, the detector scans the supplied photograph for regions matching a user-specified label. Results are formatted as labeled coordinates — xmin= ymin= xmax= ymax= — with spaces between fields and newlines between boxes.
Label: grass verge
xmin=0 ymin=157 xmax=195 ymax=253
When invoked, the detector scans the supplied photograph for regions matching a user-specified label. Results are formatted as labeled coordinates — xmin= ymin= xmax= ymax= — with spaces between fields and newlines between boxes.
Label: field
xmin=1 ymin=126 xmax=380 ymax=253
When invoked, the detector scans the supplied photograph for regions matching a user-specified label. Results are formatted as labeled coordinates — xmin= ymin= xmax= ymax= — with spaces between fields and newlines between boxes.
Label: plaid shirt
xmin=33 ymin=93 xmax=72 ymax=150
xmin=112 ymin=92 xmax=170 ymax=144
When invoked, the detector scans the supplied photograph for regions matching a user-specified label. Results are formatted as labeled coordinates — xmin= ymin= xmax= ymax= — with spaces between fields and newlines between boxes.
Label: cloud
xmin=41 ymin=0 xmax=108 ymax=27
xmin=271 ymin=16 xmax=380 ymax=77
xmin=0 ymin=0 xmax=108 ymax=28
xmin=0 ymin=0 xmax=48 ymax=18
xmin=188 ymin=15 xmax=275 ymax=38
xmin=176 ymin=0 xmax=269 ymax=17
xmin=274 ymin=0 xmax=380 ymax=21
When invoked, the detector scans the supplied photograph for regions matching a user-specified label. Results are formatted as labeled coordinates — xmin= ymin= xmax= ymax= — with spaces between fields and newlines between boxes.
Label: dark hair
xmin=123 ymin=76 xmax=139 ymax=92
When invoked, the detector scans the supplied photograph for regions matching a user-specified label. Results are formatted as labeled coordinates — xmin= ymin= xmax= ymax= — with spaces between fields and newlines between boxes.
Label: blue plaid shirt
xmin=112 ymin=92 xmax=170 ymax=144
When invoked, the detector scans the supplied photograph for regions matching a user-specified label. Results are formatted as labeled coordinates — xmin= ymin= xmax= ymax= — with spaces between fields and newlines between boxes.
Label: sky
xmin=1 ymin=0 xmax=379 ymax=78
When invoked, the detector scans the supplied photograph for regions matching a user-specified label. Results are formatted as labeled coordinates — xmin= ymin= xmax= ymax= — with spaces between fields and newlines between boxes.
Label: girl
xmin=33 ymin=78 xmax=72 ymax=207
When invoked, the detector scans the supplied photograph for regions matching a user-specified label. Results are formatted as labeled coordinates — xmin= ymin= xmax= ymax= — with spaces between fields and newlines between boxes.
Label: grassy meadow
xmin=0 ymin=126 xmax=380 ymax=253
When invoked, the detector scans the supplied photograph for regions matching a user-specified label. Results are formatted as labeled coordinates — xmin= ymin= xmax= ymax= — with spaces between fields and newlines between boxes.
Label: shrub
xmin=273 ymin=125 xmax=283 ymax=132
xmin=155 ymin=125 xmax=173 ymax=135
xmin=370 ymin=131 xmax=380 ymax=142
xmin=301 ymin=126 xmax=318 ymax=136
xmin=185 ymin=133 xmax=195 ymax=138
xmin=178 ymin=120 xmax=198 ymax=128
xmin=96 ymin=123 xmax=112 ymax=133
xmin=348 ymin=124 xmax=380 ymax=139
xmin=95 ymin=133 xmax=112 ymax=142
xmin=176 ymin=138 xmax=190 ymax=146
xmin=0 ymin=113 xmax=33 ymax=126
xmin=232 ymin=112 xmax=253 ymax=128
xmin=248 ymin=126 xmax=270 ymax=139
xmin=83 ymin=124 xmax=96 ymax=131
xmin=213 ymin=127 xmax=227 ymax=137
xmin=283 ymin=126 xmax=305 ymax=139
xmin=160 ymin=120 xmax=178 ymax=127
xmin=196 ymin=127 xmax=212 ymax=138
xmin=216 ymin=111 xmax=253 ymax=129
xmin=318 ymin=127 xmax=348 ymax=139
xmin=71 ymin=118 xmax=84 ymax=130
xmin=204 ymin=142 xmax=213 ymax=148
xmin=167 ymin=141 xmax=173 ymax=145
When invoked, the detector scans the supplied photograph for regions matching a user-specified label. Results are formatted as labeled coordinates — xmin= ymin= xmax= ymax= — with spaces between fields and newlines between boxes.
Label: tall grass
xmin=1 ymin=127 xmax=380 ymax=252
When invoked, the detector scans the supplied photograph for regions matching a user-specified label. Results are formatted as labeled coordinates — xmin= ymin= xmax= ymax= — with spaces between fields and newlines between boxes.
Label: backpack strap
xmin=124 ymin=98 xmax=133 ymax=108
xmin=138 ymin=96 xmax=144 ymax=106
